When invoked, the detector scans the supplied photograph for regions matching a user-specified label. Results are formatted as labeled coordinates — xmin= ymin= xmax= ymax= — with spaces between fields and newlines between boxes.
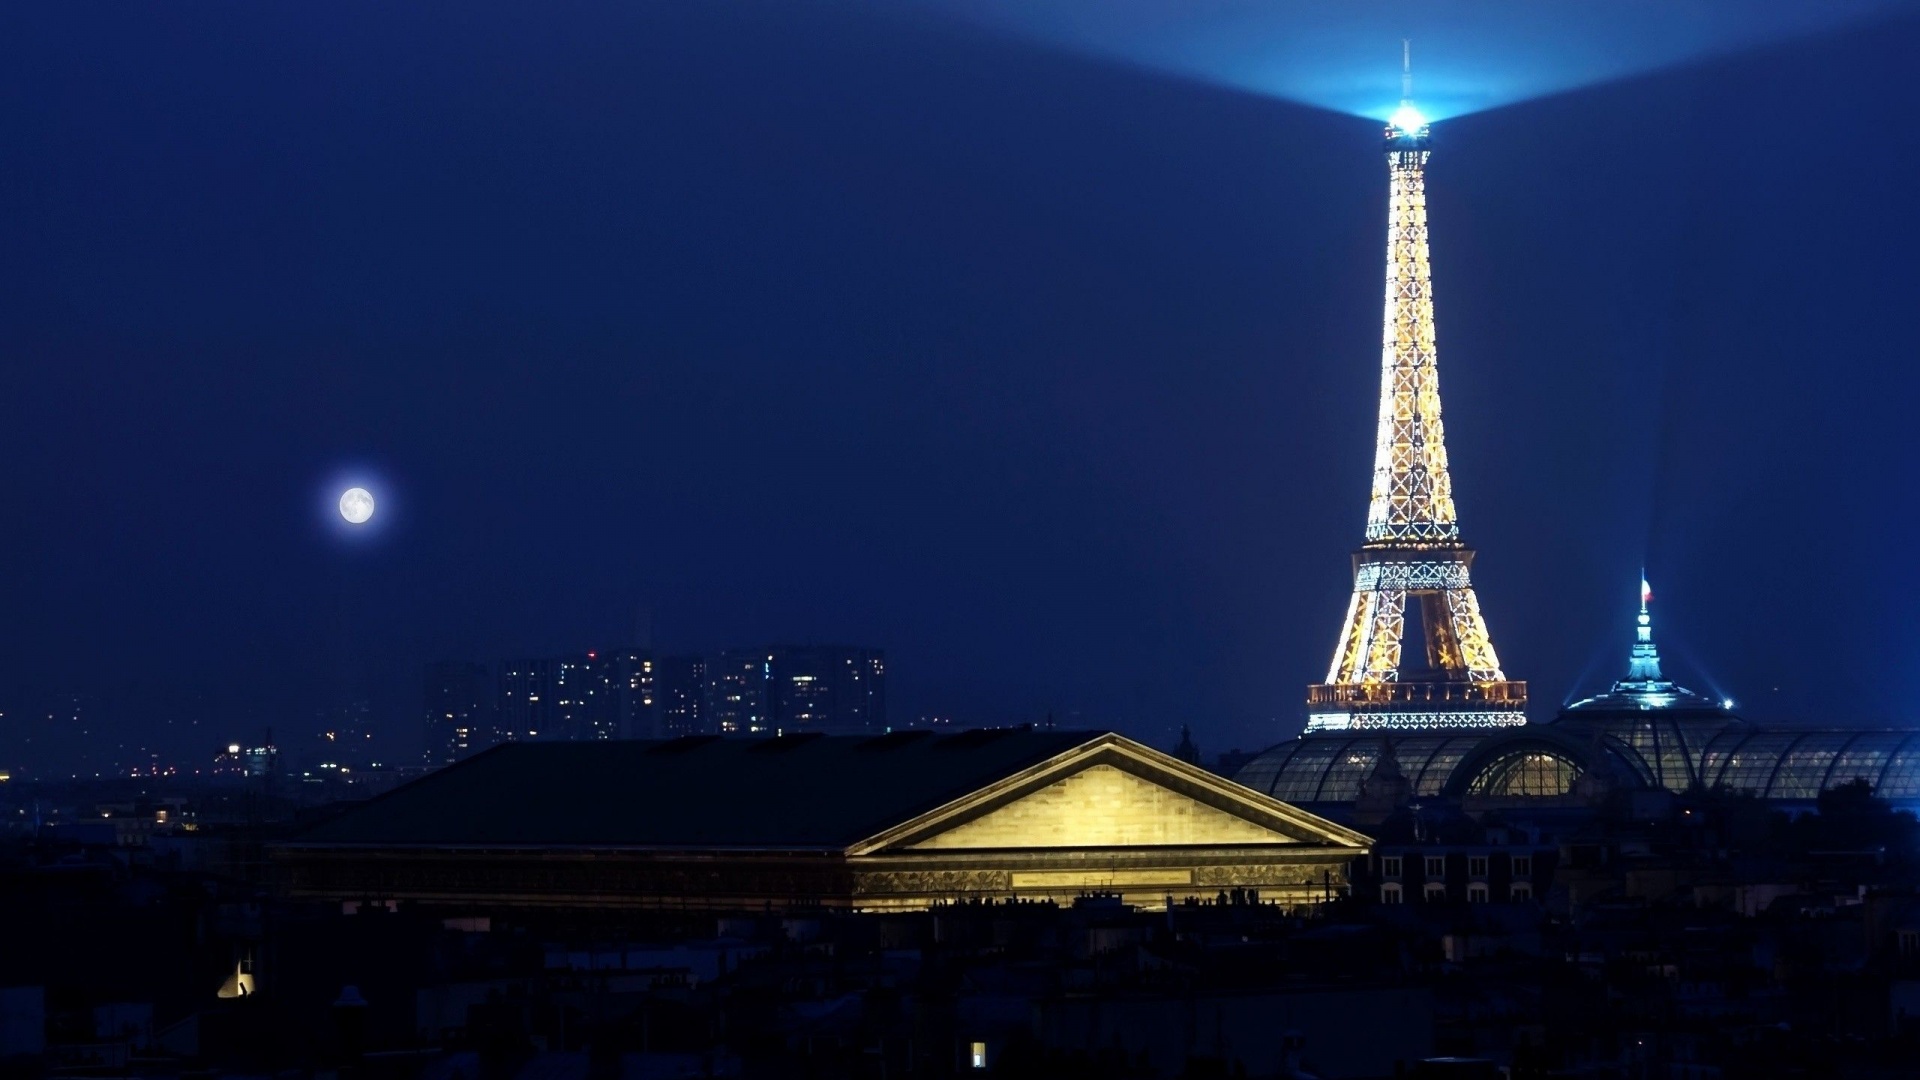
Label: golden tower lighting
xmin=1305 ymin=51 xmax=1526 ymax=732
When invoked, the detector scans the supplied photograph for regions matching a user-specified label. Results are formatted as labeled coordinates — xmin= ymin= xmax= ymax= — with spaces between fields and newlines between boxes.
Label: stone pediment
xmin=905 ymin=763 xmax=1294 ymax=849
xmin=849 ymin=733 xmax=1369 ymax=856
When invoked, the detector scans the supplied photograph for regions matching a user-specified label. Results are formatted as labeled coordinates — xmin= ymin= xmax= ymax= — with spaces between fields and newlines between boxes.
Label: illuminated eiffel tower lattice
xmin=1305 ymin=57 xmax=1526 ymax=733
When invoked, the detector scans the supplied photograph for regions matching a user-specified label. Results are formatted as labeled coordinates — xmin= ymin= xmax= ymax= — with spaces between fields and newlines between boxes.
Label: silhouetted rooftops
xmin=289 ymin=728 xmax=1093 ymax=851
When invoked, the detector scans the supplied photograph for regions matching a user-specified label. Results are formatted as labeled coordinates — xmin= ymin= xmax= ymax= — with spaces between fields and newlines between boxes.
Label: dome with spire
xmin=1550 ymin=578 xmax=1745 ymax=791
xmin=1563 ymin=577 xmax=1726 ymax=714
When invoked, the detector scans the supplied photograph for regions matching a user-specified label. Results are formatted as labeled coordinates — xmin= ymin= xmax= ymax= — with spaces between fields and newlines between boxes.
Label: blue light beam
xmin=893 ymin=0 xmax=1914 ymax=121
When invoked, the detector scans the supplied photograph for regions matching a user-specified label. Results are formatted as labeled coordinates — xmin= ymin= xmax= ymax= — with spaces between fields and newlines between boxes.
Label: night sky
xmin=3 ymin=1 xmax=1919 ymax=770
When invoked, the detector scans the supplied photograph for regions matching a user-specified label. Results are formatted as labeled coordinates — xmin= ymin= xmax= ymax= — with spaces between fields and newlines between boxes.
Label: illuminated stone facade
xmin=275 ymin=731 xmax=1369 ymax=912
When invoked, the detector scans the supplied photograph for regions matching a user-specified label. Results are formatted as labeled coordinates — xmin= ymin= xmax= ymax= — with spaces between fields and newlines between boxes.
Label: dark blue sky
xmin=2 ymin=1 xmax=1918 ymax=767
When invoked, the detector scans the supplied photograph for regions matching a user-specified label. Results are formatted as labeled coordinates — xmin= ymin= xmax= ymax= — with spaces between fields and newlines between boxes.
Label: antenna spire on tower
xmin=1387 ymin=41 xmax=1428 ymax=140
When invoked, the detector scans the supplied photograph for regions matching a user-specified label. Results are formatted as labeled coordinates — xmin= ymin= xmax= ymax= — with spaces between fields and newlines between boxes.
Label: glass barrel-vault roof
xmin=1692 ymin=728 xmax=1920 ymax=799
xmin=1765 ymin=731 xmax=1854 ymax=800
xmin=1232 ymin=733 xmax=1488 ymax=804
xmin=1877 ymin=737 xmax=1920 ymax=800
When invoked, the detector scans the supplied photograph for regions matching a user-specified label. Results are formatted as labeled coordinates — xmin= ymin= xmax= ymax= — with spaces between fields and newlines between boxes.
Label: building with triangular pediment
xmin=274 ymin=729 xmax=1369 ymax=912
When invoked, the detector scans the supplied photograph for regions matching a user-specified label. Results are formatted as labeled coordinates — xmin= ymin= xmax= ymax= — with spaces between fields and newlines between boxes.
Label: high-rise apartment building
xmin=318 ymin=699 xmax=376 ymax=766
xmin=549 ymin=654 xmax=599 ymax=742
xmin=706 ymin=650 xmax=771 ymax=735
xmin=423 ymin=661 xmax=495 ymax=766
xmin=767 ymin=646 xmax=887 ymax=735
xmin=589 ymin=649 xmax=654 ymax=739
xmin=652 ymin=655 xmax=707 ymax=738
xmin=497 ymin=651 xmax=657 ymax=742
xmin=498 ymin=658 xmax=553 ymax=742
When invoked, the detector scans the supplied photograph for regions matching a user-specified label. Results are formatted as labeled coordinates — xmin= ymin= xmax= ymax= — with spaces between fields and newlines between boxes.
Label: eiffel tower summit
xmin=1305 ymin=49 xmax=1526 ymax=733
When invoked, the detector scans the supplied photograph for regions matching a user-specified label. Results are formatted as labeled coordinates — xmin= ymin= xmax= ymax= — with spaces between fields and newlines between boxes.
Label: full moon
xmin=339 ymin=487 xmax=375 ymax=525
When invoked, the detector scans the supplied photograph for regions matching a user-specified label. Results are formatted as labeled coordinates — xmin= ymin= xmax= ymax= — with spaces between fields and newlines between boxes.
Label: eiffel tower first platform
xmin=1305 ymin=78 xmax=1526 ymax=733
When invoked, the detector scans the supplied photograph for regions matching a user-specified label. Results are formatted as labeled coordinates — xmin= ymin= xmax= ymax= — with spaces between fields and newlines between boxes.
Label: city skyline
xmin=430 ymin=643 xmax=887 ymax=766
xmin=2 ymin=4 xmax=1918 ymax=772
xmin=3 ymin=6 xmax=1918 ymax=1077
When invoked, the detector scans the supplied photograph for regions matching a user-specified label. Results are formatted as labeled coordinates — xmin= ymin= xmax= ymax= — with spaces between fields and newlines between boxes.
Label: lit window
xmin=1424 ymin=856 xmax=1444 ymax=878
xmin=1467 ymin=750 xmax=1580 ymax=796
xmin=970 ymin=1041 xmax=987 ymax=1069
xmin=1380 ymin=883 xmax=1403 ymax=904
xmin=1468 ymin=884 xmax=1489 ymax=904
xmin=1381 ymin=855 xmax=1402 ymax=878
xmin=1512 ymin=855 xmax=1532 ymax=877
xmin=1468 ymin=856 xmax=1488 ymax=878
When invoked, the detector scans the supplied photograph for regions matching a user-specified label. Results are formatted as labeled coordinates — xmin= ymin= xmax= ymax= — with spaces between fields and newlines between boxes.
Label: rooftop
xmin=288 ymin=728 xmax=1098 ymax=851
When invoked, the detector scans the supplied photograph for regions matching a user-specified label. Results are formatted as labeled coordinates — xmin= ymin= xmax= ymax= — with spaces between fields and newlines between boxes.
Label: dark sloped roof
xmin=289 ymin=729 xmax=1097 ymax=850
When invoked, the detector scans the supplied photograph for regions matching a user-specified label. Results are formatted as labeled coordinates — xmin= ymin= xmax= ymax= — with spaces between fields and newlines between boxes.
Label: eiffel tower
xmin=1305 ymin=52 xmax=1526 ymax=733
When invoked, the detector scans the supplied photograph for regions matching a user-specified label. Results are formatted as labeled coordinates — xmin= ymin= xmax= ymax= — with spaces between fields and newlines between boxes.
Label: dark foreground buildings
xmin=1 ymin=730 xmax=1435 ymax=1079
xmin=10 ymin=717 xmax=1920 ymax=1078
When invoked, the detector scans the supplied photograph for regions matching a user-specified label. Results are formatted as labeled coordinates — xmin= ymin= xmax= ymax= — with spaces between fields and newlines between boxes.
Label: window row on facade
xmin=1379 ymin=881 xmax=1533 ymax=904
xmin=1378 ymin=853 xmax=1532 ymax=879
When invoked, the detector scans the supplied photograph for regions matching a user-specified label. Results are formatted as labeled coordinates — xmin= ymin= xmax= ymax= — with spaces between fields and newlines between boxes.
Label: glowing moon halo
xmin=339 ymin=487 xmax=375 ymax=525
